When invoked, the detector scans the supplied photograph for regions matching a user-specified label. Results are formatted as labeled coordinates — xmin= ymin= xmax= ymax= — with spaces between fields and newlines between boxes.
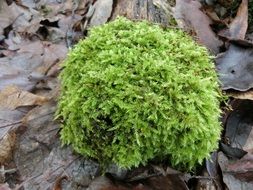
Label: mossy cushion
xmin=56 ymin=17 xmax=222 ymax=171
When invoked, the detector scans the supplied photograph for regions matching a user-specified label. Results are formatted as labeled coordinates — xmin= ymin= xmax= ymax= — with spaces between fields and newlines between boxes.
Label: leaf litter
xmin=1 ymin=0 xmax=253 ymax=189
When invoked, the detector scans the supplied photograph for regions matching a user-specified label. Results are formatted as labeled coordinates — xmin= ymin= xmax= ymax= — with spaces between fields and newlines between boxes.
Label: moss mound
xmin=56 ymin=17 xmax=222 ymax=171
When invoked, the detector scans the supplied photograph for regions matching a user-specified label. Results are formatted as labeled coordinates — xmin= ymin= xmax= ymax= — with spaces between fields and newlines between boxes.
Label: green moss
xmin=56 ymin=17 xmax=222 ymax=171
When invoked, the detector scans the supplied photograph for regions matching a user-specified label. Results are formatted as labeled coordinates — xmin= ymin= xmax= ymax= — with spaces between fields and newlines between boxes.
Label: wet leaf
xmin=224 ymin=100 xmax=253 ymax=152
xmin=215 ymin=43 xmax=253 ymax=91
xmin=173 ymin=0 xmax=222 ymax=54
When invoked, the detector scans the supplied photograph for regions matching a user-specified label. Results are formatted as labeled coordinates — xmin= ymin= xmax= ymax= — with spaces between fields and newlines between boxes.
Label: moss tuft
xmin=56 ymin=17 xmax=222 ymax=171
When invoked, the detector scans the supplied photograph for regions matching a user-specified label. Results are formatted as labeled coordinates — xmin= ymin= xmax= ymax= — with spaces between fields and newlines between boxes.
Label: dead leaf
xmin=53 ymin=175 xmax=68 ymax=190
xmin=218 ymin=0 xmax=248 ymax=40
xmin=0 ymin=183 xmax=11 ymax=190
xmin=218 ymin=151 xmax=253 ymax=190
xmin=225 ymin=153 xmax=253 ymax=183
xmin=224 ymin=100 xmax=253 ymax=152
xmin=215 ymin=43 xmax=253 ymax=91
xmin=15 ymin=101 xmax=100 ymax=189
xmin=89 ymin=0 xmax=113 ymax=27
xmin=228 ymin=90 xmax=253 ymax=100
xmin=0 ymin=132 xmax=16 ymax=164
xmin=173 ymin=0 xmax=222 ymax=54
xmin=0 ymin=85 xmax=48 ymax=110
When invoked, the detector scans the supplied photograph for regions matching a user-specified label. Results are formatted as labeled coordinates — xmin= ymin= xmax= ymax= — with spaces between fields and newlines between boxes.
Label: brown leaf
xmin=0 ymin=39 xmax=67 ymax=91
xmin=173 ymin=0 xmax=223 ymax=54
xmin=53 ymin=175 xmax=68 ymax=190
xmin=14 ymin=101 xmax=100 ymax=189
xmin=218 ymin=151 xmax=253 ymax=190
xmin=228 ymin=90 xmax=253 ymax=100
xmin=0 ymin=132 xmax=16 ymax=164
xmin=218 ymin=0 xmax=248 ymax=40
xmin=0 ymin=85 xmax=48 ymax=110
xmin=225 ymin=153 xmax=253 ymax=183
xmin=89 ymin=0 xmax=113 ymax=27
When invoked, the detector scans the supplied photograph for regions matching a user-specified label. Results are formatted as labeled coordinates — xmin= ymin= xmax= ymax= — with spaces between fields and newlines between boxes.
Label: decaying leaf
xmin=0 ymin=85 xmax=48 ymax=110
xmin=15 ymin=101 xmax=100 ymax=189
xmin=0 ymin=132 xmax=16 ymax=164
xmin=228 ymin=89 xmax=253 ymax=100
xmin=173 ymin=0 xmax=222 ymax=54
xmin=225 ymin=153 xmax=253 ymax=183
xmin=215 ymin=43 xmax=253 ymax=91
xmin=218 ymin=0 xmax=248 ymax=40
xmin=0 ymin=183 xmax=11 ymax=190
xmin=224 ymin=100 xmax=253 ymax=152
xmin=218 ymin=152 xmax=253 ymax=190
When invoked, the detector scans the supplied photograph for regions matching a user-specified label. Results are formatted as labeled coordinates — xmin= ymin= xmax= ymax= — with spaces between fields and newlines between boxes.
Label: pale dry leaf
xmin=0 ymin=85 xmax=48 ymax=110
xmin=0 ymin=183 xmax=11 ymax=190
xmin=89 ymin=0 xmax=113 ymax=27
xmin=0 ymin=1 xmax=13 ymax=36
xmin=228 ymin=90 xmax=253 ymax=100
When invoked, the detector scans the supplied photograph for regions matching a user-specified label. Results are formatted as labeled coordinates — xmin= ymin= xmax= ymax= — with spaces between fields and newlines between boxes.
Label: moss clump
xmin=56 ymin=17 xmax=222 ymax=171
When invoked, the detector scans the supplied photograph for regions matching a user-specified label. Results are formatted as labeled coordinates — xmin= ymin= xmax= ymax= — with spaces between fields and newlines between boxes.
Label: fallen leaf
xmin=0 ymin=107 xmax=27 ymax=140
xmin=215 ymin=43 xmax=253 ymax=91
xmin=218 ymin=0 xmax=248 ymax=40
xmin=0 ymin=183 xmax=11 ymax=190
xmin=228 ymin=89 xmax=253 ymax=100
xmin=53 ymin=175 xmax=68 ymax=190
xmin=224 ymin=99 xmax=253 ymax=152
xmin=15 ymin=101 xmax=100 ymax=189
xmin=218 ymin=151 xmax=253 ymax=190
xmin=225 ymin=153 xmax=253 ymax=183
xmin=0 ymin=132 xmax=16 ymax=164
xmin=89 ymin=0 xmax=113 ymax=27
xmin=173 ymin=0 xmax=222 ymax=54
xmin=0 ymin=85 xmax=48 ymax=110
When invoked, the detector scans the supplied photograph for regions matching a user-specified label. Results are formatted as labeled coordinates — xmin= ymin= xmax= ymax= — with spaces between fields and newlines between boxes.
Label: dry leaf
xmin=218 ymin=0 xmax=248 ymax=40
xmin=0 ymin=132 xmax=16 ymax=164
xmin=89 ymin=0 xmax=113 ymax=27
xmin=0 ymin=183 xmax=11 ymax=190
xmin=173 ymin=0 xmax=222 ymax=54
xmin=15 ymin=101 xmax=100 ymax=189
xmin=228 ymin=90 xmax=253 ymax=100
xmin=0 ymin=85 xmax=48 ymax=110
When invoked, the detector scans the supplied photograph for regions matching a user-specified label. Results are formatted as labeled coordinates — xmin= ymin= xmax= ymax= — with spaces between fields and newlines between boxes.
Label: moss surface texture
xmin=56 ymin=17 xmax=222 ymax=171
